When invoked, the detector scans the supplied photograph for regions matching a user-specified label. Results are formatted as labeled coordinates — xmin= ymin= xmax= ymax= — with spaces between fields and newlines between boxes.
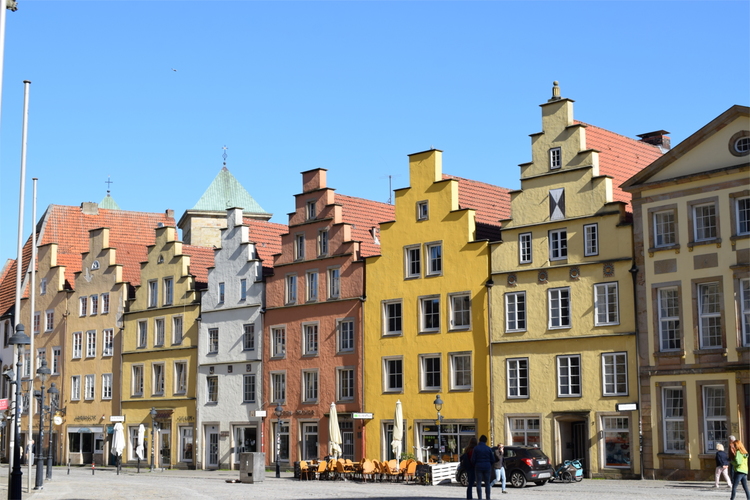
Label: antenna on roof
xmin=388 ymin=175 xmax=392 ymax=205
xmin=222 ymin=145 xmax=228 ymax=168
xmin=105 ymin=175 xmax=113 ymax=196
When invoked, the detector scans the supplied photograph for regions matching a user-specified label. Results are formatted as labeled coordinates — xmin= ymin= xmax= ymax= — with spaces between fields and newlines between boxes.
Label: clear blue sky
xmin=0 ymin=1 xmax=748 ymax=262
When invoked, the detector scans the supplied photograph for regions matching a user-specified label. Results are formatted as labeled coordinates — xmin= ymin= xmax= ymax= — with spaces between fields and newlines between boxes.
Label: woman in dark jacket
xmin=461 ymin=437 xmax=478 ymax=499
xmin=716 ymin=443 xmax=733 ymax=488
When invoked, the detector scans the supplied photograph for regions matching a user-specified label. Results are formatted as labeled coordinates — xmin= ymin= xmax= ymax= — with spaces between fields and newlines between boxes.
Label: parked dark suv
xmin=455 ymin=445 xmax=555 ymax=488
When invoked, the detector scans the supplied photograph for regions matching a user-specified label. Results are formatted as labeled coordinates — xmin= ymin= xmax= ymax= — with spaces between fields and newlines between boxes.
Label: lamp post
xmin=33 ymin=359 xmax=50 ymax=489
xmin=8 ymin=323 xmax=30 ymax=500
xmin=45 ymin=383 xmax=58 ymax=480
xmin=274 ymin=403 xmax=283 ymax=478
xmin=150 ymin=407 xmax=156 ymax=472
xmin=433 ymin=394 xmax=444 ymax=464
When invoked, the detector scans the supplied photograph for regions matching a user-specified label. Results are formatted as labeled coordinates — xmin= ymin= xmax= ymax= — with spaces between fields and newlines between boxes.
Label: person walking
xmin=715 ymin=443 xmax=732 ymax=488
xmin=730 ymin=439 xmax=749 ymax=500
xmin=461 ymin=437 xmax=478 ymax=499
xmin=490 ymin=443 xmax=507 ymax=494
xmin=472 ymin=435 xmax=494 ymax=500
xmin=731 ymin=436 xmax=739 ymax=483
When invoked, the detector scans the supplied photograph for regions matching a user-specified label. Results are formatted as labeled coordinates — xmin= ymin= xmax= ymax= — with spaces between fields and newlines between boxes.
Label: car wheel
xmin=510 ymin=470 xmax=527 ymax=488
xmin=458 ymin=470 xmax=468 ymax=487
xmin=535 ymin=480 xmax=548 ymax=486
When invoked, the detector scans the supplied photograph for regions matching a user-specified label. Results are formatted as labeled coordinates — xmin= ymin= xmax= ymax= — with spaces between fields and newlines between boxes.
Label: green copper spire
xmin=192 ymin=166 xmax=269 ymax=216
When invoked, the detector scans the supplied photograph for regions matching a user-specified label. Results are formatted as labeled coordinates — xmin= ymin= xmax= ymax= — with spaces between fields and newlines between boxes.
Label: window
xmin=271 ymin=372 xmax=286 ymax=402
xmin=101 ymin=293 xmax=109 ymax=314
xmin=698 ymin=282 xmax=722 ymax=348
xmin=84 ymin=374 xmax=95 ymax=400
xmin=45 ymin=310 xmax=54 ymax=332
xmin=240 ymin=279 xmax=247 ymax=301
xmin=271 ymin=327 xmax=286 ymax=358
xmin=303 ymin=323 xmax=318 ymax=355
xmin=152 ymin=363 xmax=164 ymax=395
xmin=172 ymin=316 xmax=183 ymax=345
xmin=301 ymin=423 xmax=318 ymax=460
xmin=602 ymin=416 xmax=630 ymax=468
xmin=71 ymin=375 xmax=81 ymax=401
xmin=33 ymin=312 xmax=40 ymax=334
xmin=420 ymin=296 xmax=440 ymax=333
xmin=102 ymin=329 xmax=114 ymax=357
xmin=302 ymin=370 xmax=319 ymax=403
xmin=148 ymin=280 xmax=157 ymax=307
xmin=584 ymin=223 xmax=598 ymax=256
xmin=285 ymin=275 xmax=297 ymax=304
xmin=509 ymin=417 xmax=540 ymax=447
xmin=208 ymin=328 xmax=219 ymax=354
xmin=519 ymin=232 xmax=532 ymax=264
xmin=137 ymin=320 xmax=148 ymax=348
xmin=36 ymin=348 xmax=46 ymax=371
xmin=383 ymin=300 xmax=402 ymax=336
xmin=663 ymin=387 xmax=685 ymax=452
xmin=40 ymin=279 xmax=47 ymax=295
xmin=306 ymin=272 xmax=318 ymax=302
xmin=450 ymin=293 xmax=471 ymax=330
xmin=174 ymin=362 xmax=187 ymax=395
xmin=243 ymin=374 xmax=256 ymax=403
xmin=507 ymin=358 xmax=529 ymax=398
xmin=328 ymin=268 xmax=340 ymax=299
xmin=102 ymin=373 xmax=112 ymax=400
xmin=420 ymin=355 xmax=441 ymax=391
xmin=90 ymin=295 xmax=99 ymax=315
xmin=318 ymin=229 xmax=328 ymax=257
xmin=548 ymin=287 xmax=571 ymax=329
xmin=243 ymin=324 xmax=255 ymax=351
xmin=338 ymin=319 xmax=354 ymax=352
xmin=450 ymin=353 xmax=472 ymax=390
xmin=703 ymin=386 xmax=727 ymax=452
xmin=206 ymin=376 xmax=218 ymax=403
xmin=218 ymin=282 xmax=225 ymax=303
xmin=337 ymin=368 xmax=354 ymax=401
xmin=132 ymin=365 xmax=143 ymax=396
xmin=693 ymin=203 xmax=717 ymax=241
xmin=549 ymin=147 xmax=562 ymax=169
xmin=383 ymin=358 xmax=403 ymax=392
xmin=154 ymin=318 xmax=165 ymax=346
xmin=72 ymin=332 xmax=82 ymax=359
xmin=22 ymin=352 xmax=30 ymax=378
xmin=405 ymin=245 xmax=421 ymax=279
xmin=658 ymin=287 xmax=681 ymax=351
xmin=52 ymin=347 xmax=61 ymax=374
xmin=426 ymin=243 xmax=442 ymax=276
xmin=602 ymin=352 xmax=627 ymax=396
xmin=505 ymin=292 xmax=527 ymax=332
xmin=742 ymin=279 xmax=750 ymax=346
xmin=163 ymin=278 xmax=173 ymax=305
xmin=549 ymin=229 xmax=567 ymax=260
xmin=557 ymin=355 xmax=581 ymax=397
xmin=737 ymin=197 xmax=750 ymax=235
xmin=653 ymin=210 xmax=676 ymax=247
xmin=306 ymin=201 xmax=316 ymax=220
xmin=180 ymin=427 xmax=194 ymax=463
xmin=295 ymin=234 xmax=305 ymax=261
xmin=274 ymin=421 xmax=290 ymax=462
xmin=79 ymin=297 xmax=88 ymax=317
xmin=594 ymin=283 xmax=619 ymax=326
xmin=417 ymin=201 xmax=429 ymax=221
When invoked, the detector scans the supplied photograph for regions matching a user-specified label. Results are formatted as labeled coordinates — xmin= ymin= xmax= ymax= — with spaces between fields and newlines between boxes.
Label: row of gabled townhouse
xmin=0 ymin=84 xmax=746 ymax=481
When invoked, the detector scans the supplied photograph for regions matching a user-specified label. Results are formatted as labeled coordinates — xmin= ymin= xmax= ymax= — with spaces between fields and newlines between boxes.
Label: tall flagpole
xmin=27 ymin=178 xmax=36 ymax=493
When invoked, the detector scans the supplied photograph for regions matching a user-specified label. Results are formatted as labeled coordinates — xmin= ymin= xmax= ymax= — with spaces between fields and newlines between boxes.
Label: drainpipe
xmin=486 ymin=279 xmax=494 ymax=445
xmin=629 ymin=261 xmax=644 ymax=480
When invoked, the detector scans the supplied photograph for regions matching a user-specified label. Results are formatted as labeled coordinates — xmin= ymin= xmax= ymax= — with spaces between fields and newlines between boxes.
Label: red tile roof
xmin=182 ymin=244 xmax=214 ymax=286
xmin=0 ymin=259 xmax=15 ymax=316
xmin=244 ymin=218 xmax=287 ymax=273
xmin=335 ymin=194 xmax=395 ymax=258
xmin=577 ymin=122 xmax=663 ymax=210
xmin=443 ymin=174 xmax=511 ymax=241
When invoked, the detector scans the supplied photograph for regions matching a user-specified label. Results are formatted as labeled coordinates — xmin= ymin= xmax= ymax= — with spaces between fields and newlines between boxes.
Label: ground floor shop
xmin=200 ymin=419 xmax=263 ymax=470
xmin=268 ymin=414 xmax=362 ymax=466
xmin=121 ymin=404 xmax=196 ymax=470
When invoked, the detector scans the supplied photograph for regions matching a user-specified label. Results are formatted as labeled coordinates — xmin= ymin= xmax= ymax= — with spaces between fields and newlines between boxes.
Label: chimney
xmin=637 ymin=130 xmax=671 ymax=152
xmin=81 ymin=202 xmax=99 ymax=215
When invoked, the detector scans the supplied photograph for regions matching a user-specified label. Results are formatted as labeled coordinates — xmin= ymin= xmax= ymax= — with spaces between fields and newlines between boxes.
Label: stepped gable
xmin=244 ymin=218 xmax=287 ymax=275
xmin=335 ymin=194 xmax=395 ymax=259
xmin=192 ymin=166 xmax=270 ymax=217
xmin=576 ymin=121 xmax=663 ymax=210
xmin=443 ymin=174 xmax=511 ymax=241
xmin=182 ymin=244 xmax=214 ymax=287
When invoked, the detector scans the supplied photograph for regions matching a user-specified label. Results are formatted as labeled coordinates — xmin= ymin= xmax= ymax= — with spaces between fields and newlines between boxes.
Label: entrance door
xmin=159 ymin=427 xmax=171 ymax=468
xmin=234 ymin=426 xmax=257 ymax=464
xmin=301 ymin=423 xmax=318 ymax=460
xmin=205 ymin=426 xmax=219 ymax=469
xmin=572 ymin=421 xmax=586 ymax=475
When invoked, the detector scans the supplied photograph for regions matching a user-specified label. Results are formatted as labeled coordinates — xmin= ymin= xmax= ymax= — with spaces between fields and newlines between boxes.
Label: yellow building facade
xmin=489 ymin=84 xmax=662 ymax=481
xmin=364 ymin=149 xmax=501 ymax=461
xmin=622 ymin=105 xmax=749 ymax=480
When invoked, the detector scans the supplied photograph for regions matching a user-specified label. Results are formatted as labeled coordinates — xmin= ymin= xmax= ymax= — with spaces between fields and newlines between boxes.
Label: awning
xmin=154 ymin=410 xmax=174 ymax=420
xmin=67 ymin=426 xmax=103 ymax=433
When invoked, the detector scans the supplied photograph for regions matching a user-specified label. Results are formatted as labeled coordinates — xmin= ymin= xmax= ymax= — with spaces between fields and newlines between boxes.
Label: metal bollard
xmin=67 ymin=458 xmax=70 ymax=475
xmin=92 ymin=462 xmax=95 ymax=475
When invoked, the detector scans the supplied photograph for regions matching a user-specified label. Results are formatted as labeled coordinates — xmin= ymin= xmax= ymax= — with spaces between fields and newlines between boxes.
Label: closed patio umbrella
xmin=136 ymin=424 xmax=145 ymax=461
xmin=329 ymin=403 xmax=342 ymax=459
xmin=391 ymin=400 xmax=403 ymax=460
xmin=112 ymin=422 xmax=126 ymax=474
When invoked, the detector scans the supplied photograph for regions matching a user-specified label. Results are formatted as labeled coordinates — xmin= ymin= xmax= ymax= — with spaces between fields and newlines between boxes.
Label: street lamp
xmin=8 ymin=323 xmax=30 ymax=500
xmin=150 ymin=407 xmax=157 ymax=472
xmin=45 ymin=383 xmax=58 ymax=480
xmin=33 ymin=359 xmax=50 ymax=490
xmin=433 ymin=394 xmax=444 ymax=464
xmin=274 ymin=403 xmax=283 ymax=478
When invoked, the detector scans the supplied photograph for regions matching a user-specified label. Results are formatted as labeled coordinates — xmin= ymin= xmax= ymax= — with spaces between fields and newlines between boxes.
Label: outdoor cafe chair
xmin=315 ymin=459 xmax=328 ymax=480
xmin=404 ymin=460 xmax=418 ymax=483
xmin=299 ymin=460 xmax=311 ymax=480
xmin=361 ymin=459 xmax=376 ymax=483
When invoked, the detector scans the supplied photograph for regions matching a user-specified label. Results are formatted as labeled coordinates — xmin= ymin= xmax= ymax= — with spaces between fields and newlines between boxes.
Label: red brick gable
xmin=335 ymin=194 xmax=395 ymax=258
xmin=442 ymin=174 xmax=511 ymax=241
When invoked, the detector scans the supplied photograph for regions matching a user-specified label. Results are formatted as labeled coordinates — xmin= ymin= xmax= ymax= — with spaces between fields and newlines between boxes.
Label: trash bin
xmin=239 ymin=452 xmax=266 ymax=484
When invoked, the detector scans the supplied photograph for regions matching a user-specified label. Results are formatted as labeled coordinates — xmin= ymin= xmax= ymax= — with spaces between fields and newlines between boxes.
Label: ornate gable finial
xmin=549 ymin=81 xmax=562 ymax=102
xmin=222 ymin=145 xmax=228 ymax=169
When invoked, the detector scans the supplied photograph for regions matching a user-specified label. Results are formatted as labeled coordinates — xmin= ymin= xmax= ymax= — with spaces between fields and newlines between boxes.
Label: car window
xmin=504 ymin=449 xmax=515 ymax=458
xmin=526 ymin=448 xmax=547 ymax=458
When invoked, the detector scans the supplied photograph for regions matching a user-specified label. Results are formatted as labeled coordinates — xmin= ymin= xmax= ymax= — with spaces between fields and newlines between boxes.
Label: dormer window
xmin=91 ymin=260 xmax=100 ymax=270
xmin=306 ymin=201 xmax=316 ymax=220
xmin=417 ymin=201 xmax=429 ymax=221
xmin=549 ymin=147 xmax=562 ymax=169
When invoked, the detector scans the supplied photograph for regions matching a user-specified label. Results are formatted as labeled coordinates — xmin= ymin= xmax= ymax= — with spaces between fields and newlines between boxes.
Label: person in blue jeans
xmin=472 ymin=435 xmax=494 ymax=500
xmin=461 ymin=437 xmax=478 ymax=499
xmin=490 ymin=443 xmax=507 ymax=493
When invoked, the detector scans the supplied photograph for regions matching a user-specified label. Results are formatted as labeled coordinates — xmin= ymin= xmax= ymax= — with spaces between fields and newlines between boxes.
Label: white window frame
xmin=148 ymin=280 xmax=158 ymax=308
xmin=505 ymin=291 xmax=527 ymax=332
xmin=271 ymin=326 xmax=286 ymax=358
xmin=703 ymin=385 xmax=727 ymax=452
xmin=174 ymin=361 xmax=188 ymax=395
xmin=172 ymin=316 xmax=183 ymax=345
xmin=662 ymin=387 xmax=685 ymax=453
xmin=404 ymin=245 xmax=421 ymax=279
xmin=45 ymin=310 xmax=54 ymax=332
xmin=79 ymin=296 xmax=88 ymax=317
xmin=84 ymin=374 xmax=95 ymax=401
xmin=72 ymin=331 xmax=82 ymax=359
xmin=101 ymin=293 xmax=110 ymax=314
xmin=206 ymin=376 xmax=218 ymax=403
xmin=271 ymin=371 xmax=286 ymax=403
xmin=337 ymin=319 xmax=354 ymax=353
xmin=419 ymin=295 xmax=440 ymax=333
xmin=302 ymin=369 xmax=319 ymax=403
xmin=152 ymin=363 xmax=165 ymax=396
xmin=71 ymin=375 xmax=81 ymax=401
xmin=557 ymin=354 xmax=581 ymax=397
xmin=417 ymin=201 xmax=429 ymax=221
xmin=318 ymin=229 xmax=329 ymax=257
xmin=303 ymin=323 xmax=319 ymax=355
xmin=420 ymin=354 xmax=441 ymax=391
xmin=548 ymin=287 xmax=571 ymax=329
xmin=52 ymin=347 xmax=61 ymax=374
xmin=218 ymin=282 xmax=225 ymax=303
xmin=653 ymin=210 xmax=676 ymax=247
xmin=240 ymin=278 xmax=247 ymax=301
xmin=102 ymin=329 xmax=114 ymax=357
xmin=509 ymin=417 xmax=541 ymax=446
xmin=306 ymin=201 xmax=316 ymax=220
xmin=163 ymin=277 xmax=173 ymax=306
xmin=742 ymin=278 xmax=750 ymax=347
xmin=549 ymin=147 xmax=562 ymax=169
xmin=594 ymin=282 xmax=619 ymax=326
xmin=285 ymin=274 xmax=297 ymax=304
xmin=602 ymin=352 xmax=628 ymax=396
xmin=40 ymin=278 xmax=47 ymax=296
xmin=328 ymin=267 xmax=340 ymax=299
xmin=425 ymin=242 xmax=442 ymax=276
xmin=90 ymin=294 xmax=99 ymax=315
xmin=507 ymin=358 xmax=529 ymax=399
xmin=243 ymin=323 xmax=255 ymax=351
xmin=295 ymin=233 xmax=305 ymax=261
xmin=337 ymin=367 xmax=355 ymax=402
xmin=243 ymin=373 xmax=256 ymax=403
xmin=208 ymin=328 xmax=219 ymax=354
xmin=383 ymin=300 xmax=403 ymax=336
xmin=584 ymin=223 xmax=599 ymax=256
xmin=519 ymin=232 xmax=532 ymax=264
xmin=698 ymin=282 xmax=722 ymax=349
xmin=131 ymin=365 xmax=143 ymax=397
xmin=450 ymin=352 xmax=472 ymax=391
xmin=658 ymin=287 xmax=681 ymax=351
xmin=693 ymin=203 xmax=717 ymax=242
xmin=383 ymin=357 xmax=403 ymax=393
xmin=102 ymin=373 xmax=113 ymax=400
xmin=449 ymin=292 xmax=471 ymax=331
xmin=154 ymin=318 xmax=165 ymax=347
xmin=549 ymin=229 xmax=567 ymax=261
xmin=137 ymin=320 xmax=148 ymax=348
xmin=306 ymin=271 xmax=318 ymax=302
xmin=737 ymin=196 xmax=750 ymax=235
xmin=33 ymin=312 xmax=40 ymax=334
